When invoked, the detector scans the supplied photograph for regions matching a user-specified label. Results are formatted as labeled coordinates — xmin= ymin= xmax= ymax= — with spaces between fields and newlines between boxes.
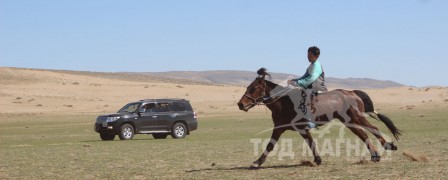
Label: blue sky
xmin=1 ymin=0 xmax=447 ymax=86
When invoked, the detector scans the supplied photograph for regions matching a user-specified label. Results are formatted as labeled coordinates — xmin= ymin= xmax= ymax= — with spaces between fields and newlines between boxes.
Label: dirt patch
xmin=354 ymin=158 xmax=370 ymax=165
xmin=403 ymin=149 xmax=429 ymax=162
xmin=299 ymin=160 xmax=317 ymax=167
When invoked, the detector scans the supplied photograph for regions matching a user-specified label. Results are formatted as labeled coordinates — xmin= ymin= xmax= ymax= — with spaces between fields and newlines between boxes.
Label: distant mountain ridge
xmin=1 ymin=67 xmax=404 ymax=89
xmin=142 ymin=70 xmax=404 ymax=89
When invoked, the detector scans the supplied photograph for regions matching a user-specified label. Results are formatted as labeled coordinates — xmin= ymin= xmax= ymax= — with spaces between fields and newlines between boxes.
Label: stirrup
xmin=307 ymin=122 xmax=319 ymax=130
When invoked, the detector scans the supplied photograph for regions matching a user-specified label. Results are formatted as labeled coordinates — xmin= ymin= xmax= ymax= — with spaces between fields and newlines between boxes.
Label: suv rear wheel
xmin=100 ymin=132 xmax=115 ymax=141
xmin=119 ymin=124 xmax=135 ymax=140
xmin=171 ymin=123 xmax=187 ymax=139
xmin=152 ymin=133 xmax=168 ymax=139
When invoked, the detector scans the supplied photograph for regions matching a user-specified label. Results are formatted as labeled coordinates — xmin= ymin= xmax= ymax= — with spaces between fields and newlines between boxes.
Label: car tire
xmin=119 ymin=124 xmax=135 ymax=140
xmin=100 ymin=132 xmax=115 ymax=141
xmin=152 ymin=133 xmax=168 ymax=139
xmin=171 ymin=123 xmax=187 ymax=139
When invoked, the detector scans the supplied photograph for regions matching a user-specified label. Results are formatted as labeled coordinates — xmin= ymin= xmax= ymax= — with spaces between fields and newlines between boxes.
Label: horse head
xmin=237 ymin=68 xmax=271 ymax=111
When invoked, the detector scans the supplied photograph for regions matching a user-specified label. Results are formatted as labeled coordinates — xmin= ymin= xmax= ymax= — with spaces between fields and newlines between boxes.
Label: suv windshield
xmin=118 ymin=103 xmax=141 ymax=113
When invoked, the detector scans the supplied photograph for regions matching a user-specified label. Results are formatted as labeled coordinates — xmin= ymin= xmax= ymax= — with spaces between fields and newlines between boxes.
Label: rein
xmin=245 ymin=82 xmax=295 ymax=107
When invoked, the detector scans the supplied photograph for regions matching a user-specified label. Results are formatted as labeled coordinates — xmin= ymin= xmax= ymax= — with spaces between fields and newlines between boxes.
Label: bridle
xmin=243 ymin=80 xmax=267 ymax=106
xmin=243 ymin=79 xmax=294 ymax=107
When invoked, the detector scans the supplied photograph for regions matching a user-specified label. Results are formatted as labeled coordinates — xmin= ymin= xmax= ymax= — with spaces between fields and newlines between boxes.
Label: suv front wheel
xmin=119 ymin=124 xmax=135 ymax=140
xmin=171 ymin=123 xmax=187 ymax=139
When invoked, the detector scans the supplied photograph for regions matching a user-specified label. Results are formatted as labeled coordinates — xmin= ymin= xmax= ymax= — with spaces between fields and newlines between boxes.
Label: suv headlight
xmin=106 ymin=117 xmax=121 ymax=122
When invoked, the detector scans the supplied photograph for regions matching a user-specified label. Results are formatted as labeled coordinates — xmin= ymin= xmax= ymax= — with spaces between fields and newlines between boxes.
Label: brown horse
xmin=237 ymin=68 xmax=401 ymax=169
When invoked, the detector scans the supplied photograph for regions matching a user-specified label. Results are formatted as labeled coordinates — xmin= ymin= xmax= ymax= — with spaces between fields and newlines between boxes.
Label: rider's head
xmin=307 ymin=46 xmax=320 ymax=63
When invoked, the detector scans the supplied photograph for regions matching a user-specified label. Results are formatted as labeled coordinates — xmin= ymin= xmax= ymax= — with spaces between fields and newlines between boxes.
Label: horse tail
xmin=375 ymin=113 xmax=402 ymax=141
xmin=353 ymin=90 xmax=374 ymax=112
xmin=353 ymin=90 xmax=402 ymax=141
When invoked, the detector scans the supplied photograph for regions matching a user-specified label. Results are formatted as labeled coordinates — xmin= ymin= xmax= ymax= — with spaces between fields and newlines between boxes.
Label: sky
xmin=0 ymin=0 xmax=447 ymax=87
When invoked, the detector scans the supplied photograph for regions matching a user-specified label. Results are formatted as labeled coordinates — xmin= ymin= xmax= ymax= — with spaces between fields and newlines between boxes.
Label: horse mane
xmin=257 ymin=67 xmax=271 ymax=79
xmin=264 ymin=80 xmax=278 ymax=90
xmin=256 ymin=68 xmax=278 ymax=91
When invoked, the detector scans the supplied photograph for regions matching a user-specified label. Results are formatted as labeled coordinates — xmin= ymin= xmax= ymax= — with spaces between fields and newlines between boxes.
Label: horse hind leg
xmin=345 ymin=123 xmax=382 ymax=162
xmin=338 ymin=109 xmax=381 ymax=162
xmin=360 ymin=114 xmax=398 ymax=151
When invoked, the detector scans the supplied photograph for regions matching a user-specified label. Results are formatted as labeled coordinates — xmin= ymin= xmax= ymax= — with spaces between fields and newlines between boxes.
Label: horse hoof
xmin=314 ymin=156 xmax=322 ymax=165
xmin=250 ymin=164 xmax=260 ymax=170
xmin=384 ymin=142 xmax=398 ymax=151
xmin=371 ymin=156 xmax=381 ymax=162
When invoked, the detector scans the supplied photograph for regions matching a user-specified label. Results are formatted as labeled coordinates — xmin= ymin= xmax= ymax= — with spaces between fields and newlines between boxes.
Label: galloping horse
xmin=237 ymin=68 xmax=401 ymax=169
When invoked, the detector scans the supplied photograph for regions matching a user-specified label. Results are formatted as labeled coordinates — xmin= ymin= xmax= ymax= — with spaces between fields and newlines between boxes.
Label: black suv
xmin=94 ymin=99 xmax=198 ymax=140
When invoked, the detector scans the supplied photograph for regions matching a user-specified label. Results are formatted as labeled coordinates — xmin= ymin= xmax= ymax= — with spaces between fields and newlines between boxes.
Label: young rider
xmin=287 ymin=46 xmax=328 ymax=129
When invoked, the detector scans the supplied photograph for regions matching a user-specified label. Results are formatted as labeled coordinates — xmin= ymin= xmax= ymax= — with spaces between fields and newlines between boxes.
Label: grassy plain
xmin=1 ymin=68 xmax=447 ymax=179
xmin=1 ymin=108 xmax=447 ymax=179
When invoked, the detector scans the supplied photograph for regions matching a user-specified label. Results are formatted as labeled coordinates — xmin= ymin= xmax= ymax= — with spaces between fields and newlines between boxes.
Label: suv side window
xmin=155 ymin=102 xmax=171 ymax=112
xmin=172 ymin=101 xmax=187 ymax=112
xmin=184 ymin=101 xmax=193 ymax=111
xmin=140 ymin=103 xmax=156 ymax=113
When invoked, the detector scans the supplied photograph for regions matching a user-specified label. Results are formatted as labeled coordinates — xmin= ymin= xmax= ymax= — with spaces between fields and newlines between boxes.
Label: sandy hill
xmin=0 ymin=67 xmax=241 ymax=114
xmin=1 ymin=67 xmax=447 ymax=115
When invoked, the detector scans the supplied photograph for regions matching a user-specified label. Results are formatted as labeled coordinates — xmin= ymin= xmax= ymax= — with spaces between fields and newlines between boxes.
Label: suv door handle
xmin=152 ymin=116 xmax=157 ymax=118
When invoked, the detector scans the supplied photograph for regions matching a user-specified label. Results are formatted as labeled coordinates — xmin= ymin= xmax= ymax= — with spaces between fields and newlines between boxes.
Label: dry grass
xmin=1 ymin=109 xmax=447 ymax=179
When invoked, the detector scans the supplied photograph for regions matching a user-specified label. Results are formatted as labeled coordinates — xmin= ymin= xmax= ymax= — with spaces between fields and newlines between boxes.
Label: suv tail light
xmin=194 ymin=112 xmax=197 ymax=119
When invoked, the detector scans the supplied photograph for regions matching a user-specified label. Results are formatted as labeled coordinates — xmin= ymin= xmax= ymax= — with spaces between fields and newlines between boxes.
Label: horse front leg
xmin=250 ymin=128 xmax=285 ymax=169
xmin=300 ymin=130 xmax=321 ymax=165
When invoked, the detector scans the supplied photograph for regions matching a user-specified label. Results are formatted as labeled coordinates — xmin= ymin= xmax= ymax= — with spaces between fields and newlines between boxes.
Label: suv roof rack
xmin=139 ymin=98 xmax=188 ymax=102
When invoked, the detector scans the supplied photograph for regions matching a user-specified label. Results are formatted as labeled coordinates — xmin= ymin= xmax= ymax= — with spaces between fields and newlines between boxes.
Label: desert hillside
xmin=1 ymin=67 xmax=447 ymax=115
xmin=0 ymin=67 xmax=243 ymax=114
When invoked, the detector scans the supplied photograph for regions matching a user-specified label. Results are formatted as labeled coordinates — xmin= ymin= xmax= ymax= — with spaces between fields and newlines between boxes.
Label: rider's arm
xmin=291 ymin=71 xmax=308 ymax=82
